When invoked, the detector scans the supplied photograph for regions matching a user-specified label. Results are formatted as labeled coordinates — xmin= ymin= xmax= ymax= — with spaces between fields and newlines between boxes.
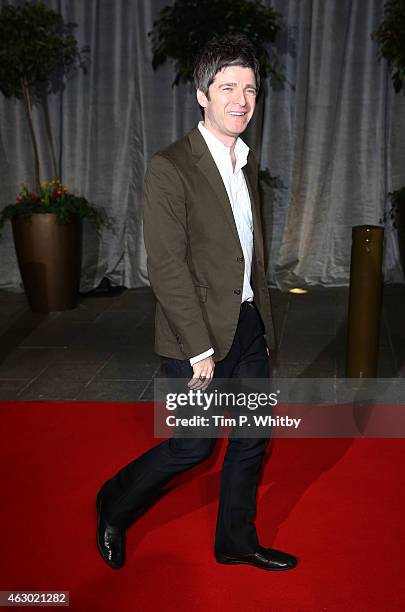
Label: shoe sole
xmin=96 ymin=494 xmax=124 ymax=570
xmin=216 ymin=556 xmax=297 ymax=571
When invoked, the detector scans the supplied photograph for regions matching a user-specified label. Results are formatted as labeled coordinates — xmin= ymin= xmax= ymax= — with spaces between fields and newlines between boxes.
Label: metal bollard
xmin=346 ymin=225 xmax=384 ymax=378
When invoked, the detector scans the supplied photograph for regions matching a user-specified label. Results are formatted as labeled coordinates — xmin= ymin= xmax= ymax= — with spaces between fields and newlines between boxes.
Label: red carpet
xmin=1 ymin=401 xmax=405 ymax=611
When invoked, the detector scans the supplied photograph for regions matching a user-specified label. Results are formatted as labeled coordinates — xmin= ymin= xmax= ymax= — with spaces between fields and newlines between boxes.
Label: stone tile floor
xmin=0 ymin=285 xmax=404 ymax=401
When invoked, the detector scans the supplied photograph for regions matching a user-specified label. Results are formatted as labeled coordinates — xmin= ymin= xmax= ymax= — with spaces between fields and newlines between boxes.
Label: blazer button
xmin=234 ymin=289 xmax=241 ymax=295
xmin=237 ymin=256 xmax=244 ymax=263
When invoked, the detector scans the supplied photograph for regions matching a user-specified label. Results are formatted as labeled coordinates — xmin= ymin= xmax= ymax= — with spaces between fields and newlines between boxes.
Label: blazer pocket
xmin=194 ymin=285 xmax=208 ymax=303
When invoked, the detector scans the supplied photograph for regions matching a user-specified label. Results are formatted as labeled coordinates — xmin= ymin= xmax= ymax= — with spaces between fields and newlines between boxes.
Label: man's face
xmin=196 ymin=65 xmax=257 ymax=146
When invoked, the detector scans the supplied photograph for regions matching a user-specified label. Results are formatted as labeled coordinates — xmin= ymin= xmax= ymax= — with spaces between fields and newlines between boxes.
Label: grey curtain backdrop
xmin=1 ymin=0 xmax=405 ymax=291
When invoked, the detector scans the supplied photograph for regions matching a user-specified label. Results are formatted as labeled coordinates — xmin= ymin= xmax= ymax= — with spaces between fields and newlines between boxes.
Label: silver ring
xmin=199 ymin=375 xmax=206 ymax=381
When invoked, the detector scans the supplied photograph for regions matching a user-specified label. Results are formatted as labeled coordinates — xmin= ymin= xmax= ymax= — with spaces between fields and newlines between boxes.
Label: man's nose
xmin=234 ymin=88 xmax=247 ymax=106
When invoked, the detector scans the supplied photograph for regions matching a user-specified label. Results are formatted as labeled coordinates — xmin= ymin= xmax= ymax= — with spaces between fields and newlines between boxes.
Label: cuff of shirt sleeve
xmin=189 ymin=348 xmax=214 ymax=366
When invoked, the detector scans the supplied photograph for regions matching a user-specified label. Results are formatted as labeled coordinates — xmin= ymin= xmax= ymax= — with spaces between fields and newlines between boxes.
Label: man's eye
xmin=222 ymin=87 xmax=232 ymax=92
xmin=246 ymin=89 xmax=256 ymax=96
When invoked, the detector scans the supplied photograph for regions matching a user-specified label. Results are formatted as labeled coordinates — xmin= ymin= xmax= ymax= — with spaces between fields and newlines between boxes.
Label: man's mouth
xmin=228 ymin=111 xmax=246 ymax=116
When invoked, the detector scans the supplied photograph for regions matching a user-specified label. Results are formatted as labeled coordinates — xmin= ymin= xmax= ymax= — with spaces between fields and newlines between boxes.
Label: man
xmin=96 ymin=34 xmax=297 ymax=572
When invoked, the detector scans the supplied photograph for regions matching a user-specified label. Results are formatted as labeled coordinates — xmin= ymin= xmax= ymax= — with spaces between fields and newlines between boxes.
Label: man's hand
xmin=188 ymin=356 xmax=215 ymax=391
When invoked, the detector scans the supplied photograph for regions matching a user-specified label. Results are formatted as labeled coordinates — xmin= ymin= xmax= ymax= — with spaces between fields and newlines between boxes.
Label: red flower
xmin=16 ymin=195 xmax=23 ymax=202
xmin=29 ymin=193 xmax=37 ymax=201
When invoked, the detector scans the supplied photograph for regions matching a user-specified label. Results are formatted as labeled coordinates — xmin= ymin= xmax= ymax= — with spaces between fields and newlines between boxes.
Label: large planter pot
xmin=12 ymin=213 xmax=82 ymax=312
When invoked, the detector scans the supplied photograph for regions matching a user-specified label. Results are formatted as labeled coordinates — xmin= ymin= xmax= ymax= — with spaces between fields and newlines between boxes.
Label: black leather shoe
xmin=216 ymin=546 xmax=298 ymax=571
xmin=96 ymin=493 xmax=126 ymax=570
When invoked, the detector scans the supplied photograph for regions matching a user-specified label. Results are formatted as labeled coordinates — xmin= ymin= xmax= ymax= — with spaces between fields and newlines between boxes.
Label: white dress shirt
xmin=189 ymin=122 xmax=254 ymax=366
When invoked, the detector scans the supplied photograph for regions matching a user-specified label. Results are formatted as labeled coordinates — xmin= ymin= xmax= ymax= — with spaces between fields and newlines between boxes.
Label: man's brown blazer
xmin=143 ymin=125 xmax=275 ymax=362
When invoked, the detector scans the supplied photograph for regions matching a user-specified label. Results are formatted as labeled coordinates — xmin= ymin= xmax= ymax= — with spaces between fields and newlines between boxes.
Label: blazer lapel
xmin=243 ymin=158 xmax=265 ymax=264
xmin=189 ymin=128 xmax=241 ymax=247
xmin=188 ymin=126 xmax=264 ymax=263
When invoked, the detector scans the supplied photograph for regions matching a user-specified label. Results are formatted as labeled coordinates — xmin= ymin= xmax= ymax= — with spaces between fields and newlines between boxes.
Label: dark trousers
xmin=99 ymin=301 xmax=270 ymax=554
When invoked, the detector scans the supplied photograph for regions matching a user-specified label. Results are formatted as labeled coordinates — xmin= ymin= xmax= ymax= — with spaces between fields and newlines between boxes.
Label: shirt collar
xmin=198 ymin=121 xmax=249 ymax=169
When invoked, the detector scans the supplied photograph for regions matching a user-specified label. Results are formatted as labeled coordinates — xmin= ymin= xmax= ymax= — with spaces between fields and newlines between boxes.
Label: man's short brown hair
xmin=193 ymin=34 xmax=260 ymax=97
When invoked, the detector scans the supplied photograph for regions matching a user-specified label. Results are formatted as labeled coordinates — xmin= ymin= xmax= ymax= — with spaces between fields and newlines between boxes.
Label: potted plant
xmin=387 ymin=187 xmax=405 ymax=277
xmin=149 ymin=0 xmax=283 ymax=86
xmin=372 ymin=0 xmax=405 ymax=278
xmin=0 ymin=179 xmax=103 ymax=312
xmin=0 ymin=1 xmax=102 ymax=312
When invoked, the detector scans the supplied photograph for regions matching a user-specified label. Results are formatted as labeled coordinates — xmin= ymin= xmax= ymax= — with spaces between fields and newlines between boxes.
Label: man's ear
xmin=196 ymin=89 xmax=208 ymax=108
